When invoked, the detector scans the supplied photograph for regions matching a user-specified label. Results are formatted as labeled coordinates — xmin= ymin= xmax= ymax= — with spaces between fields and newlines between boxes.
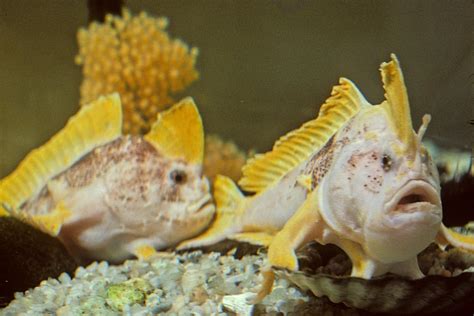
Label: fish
xmin=178 ymin=54 xmax=474 ymax=299
xmin=0 ymin=94 xmax=215 ymax=263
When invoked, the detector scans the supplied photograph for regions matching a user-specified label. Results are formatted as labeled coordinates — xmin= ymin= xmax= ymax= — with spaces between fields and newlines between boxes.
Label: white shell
xmin=222 ymin=292 xmax=255 ymax=316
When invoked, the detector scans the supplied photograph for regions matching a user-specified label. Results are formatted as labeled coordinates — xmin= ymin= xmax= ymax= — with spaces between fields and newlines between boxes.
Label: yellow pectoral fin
xmin=133 ymin=245 xmax=175 ymax=261
xmin=336 ymin=239 xmax=376 ymax=278
xmin=437 ymin=223 xmax=474 ymax=253
xmin=252 ymin=266 xmax=275 ymax=304
xmin=177 ymin=207 xmax=238 ymax=249
xmin=254 ymin=189 xmax=323 ymax=304
xmin=230 ymin=232 xmax=275 ymax=247
xmin=134 ymin=245 xmax=158 ymax=260
xmin=268 ymin=189 xmax=324 ymax=272
xmin=177 ymin=175 xmax=245 ymax=250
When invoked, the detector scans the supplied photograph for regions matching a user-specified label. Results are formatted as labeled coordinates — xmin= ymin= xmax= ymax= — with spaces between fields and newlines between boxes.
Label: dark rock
xmin=0 ymin=217 xmax=78 ymax=307
xmin=440 ymin=172 xmax=474 ymax=227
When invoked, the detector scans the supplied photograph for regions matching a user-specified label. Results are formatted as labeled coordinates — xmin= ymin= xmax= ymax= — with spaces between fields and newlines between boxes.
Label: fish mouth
xmin=187 ymin=193 xmax=215 ymax=216
xmin=385 ymin=180 xmax=441 ymax=219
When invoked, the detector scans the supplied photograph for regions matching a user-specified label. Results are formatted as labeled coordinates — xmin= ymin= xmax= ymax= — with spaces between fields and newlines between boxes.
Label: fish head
xmin=320 ymin=55 xmax=442 ymax=263
xmin=118 ymin=97 xmax=215 ymax=244
xmin=146 ymin=156 xmax=215 ymax=236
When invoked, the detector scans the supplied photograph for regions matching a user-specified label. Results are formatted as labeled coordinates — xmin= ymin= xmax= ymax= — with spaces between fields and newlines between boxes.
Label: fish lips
xmin=383 ymin=179 xmax=442 ymax=227
xmin=187 ymin=193 xmax=215 ymax=218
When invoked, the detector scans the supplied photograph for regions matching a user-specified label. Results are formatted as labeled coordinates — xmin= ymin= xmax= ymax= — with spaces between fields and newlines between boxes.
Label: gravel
xmin=1 ymin=250 xmax=310 ymax=315
xmin=3 ymin=241 xmax=472 ymax=315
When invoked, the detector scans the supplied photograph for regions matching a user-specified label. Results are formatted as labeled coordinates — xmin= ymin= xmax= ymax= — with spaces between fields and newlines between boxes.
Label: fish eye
xmin=381 ymin=154 xmax=392 ymax=171
xmin=170 ymin=170 xmax=187 ymax=185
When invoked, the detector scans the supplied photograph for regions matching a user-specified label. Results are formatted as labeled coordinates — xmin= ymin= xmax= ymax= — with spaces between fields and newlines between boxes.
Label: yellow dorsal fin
xmin=239 ymin=78 xmax=368 ymax=193
xmin=380 ymin=54 xmax=416 ymax=154
xmin=0 ymin=93 xmax=122 ymax=213
xmin=144 ymin=97 xmax=204 ymax=164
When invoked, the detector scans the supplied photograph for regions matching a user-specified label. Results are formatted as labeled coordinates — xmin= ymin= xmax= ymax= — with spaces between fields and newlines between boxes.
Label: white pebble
xmin=58 ymin=272 xmax=71 ymax=284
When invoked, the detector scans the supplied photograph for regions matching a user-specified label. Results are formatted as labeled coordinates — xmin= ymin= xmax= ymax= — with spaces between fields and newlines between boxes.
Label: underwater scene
xmin=0 ymin=1 xmax=472 ymax=315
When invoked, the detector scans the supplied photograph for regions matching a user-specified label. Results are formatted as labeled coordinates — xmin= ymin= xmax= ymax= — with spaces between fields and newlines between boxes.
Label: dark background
xmin=0 ymin=0 xmax=471 ymax=177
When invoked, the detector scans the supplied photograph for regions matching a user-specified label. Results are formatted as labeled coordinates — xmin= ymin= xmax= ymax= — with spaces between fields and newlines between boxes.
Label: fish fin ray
xmin=0 ymin=94 xmax=122 ymax=211
xmin=267 ymin=189 xmax=323 ymax=272
xmin=380 ymin=54 xmax=415 ymax=153
xmin=337 ymin=239 xmax=379 ymax=278
xmin=239 ymin=78 xmax=368 ymax=193
xmin=144 ymin=97 xmax=204 ymax=164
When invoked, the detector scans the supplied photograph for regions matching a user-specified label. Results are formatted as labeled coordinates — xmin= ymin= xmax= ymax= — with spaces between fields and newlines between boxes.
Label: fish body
xmin=180 ymin=55 xmax=473 ymax=285
xmin=0 ymin=95 xmax=214 ymax=263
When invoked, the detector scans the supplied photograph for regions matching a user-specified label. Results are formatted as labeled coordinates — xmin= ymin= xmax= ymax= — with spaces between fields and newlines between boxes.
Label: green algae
xmin=106 ymin=278 xmax=153 ymax=311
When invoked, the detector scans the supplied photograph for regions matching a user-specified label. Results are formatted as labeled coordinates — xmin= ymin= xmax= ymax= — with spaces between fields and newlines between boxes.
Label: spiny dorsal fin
xmin=144 ymin=97 xmax=204 ymax=164
xmin=0 ymin=93 xmax=122 ymax=213
xmin=239 ymin=78 xmax=369 ymax=193
xmin=380 ymin=54 xmax=416 ymax=154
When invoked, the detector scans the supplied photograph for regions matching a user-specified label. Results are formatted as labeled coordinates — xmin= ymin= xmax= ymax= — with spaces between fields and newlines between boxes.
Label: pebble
xmin=1 ymin=251 xmax=308 ymax=315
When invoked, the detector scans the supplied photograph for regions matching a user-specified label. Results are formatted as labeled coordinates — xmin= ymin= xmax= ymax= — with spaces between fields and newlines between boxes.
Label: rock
xmin=0 ymin=217 xmax=77 ymax=307
xmin=105 ymin=278 xmax=153 ymax=311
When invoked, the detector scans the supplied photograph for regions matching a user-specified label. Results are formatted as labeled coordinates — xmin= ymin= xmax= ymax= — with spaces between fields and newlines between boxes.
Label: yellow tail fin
xmin=177 ymin=175 xmax=244 ymax=249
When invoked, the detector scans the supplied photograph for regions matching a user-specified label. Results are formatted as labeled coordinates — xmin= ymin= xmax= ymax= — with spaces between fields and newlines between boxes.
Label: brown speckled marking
xmin=98 ymin=137 xmax=177 ymax=213
xmin=303 ymin=135 xmax=337 ymax=190
xmin=21 ymin=185 xmax=55 ymax=215
xmin=341 ymin=119 xmax=354 ymax=135
xmin=347 ymin=150 xmax=383 ymax=194
xmin=162 ymin=185 xmax=181 ymax=203
xmin=156 ymin=210 xmax=209 ymax=228
xmin=22 ymin=136 xmax=171 ymax=216
xmin=62 ymin=136 xmax=160 ymax=188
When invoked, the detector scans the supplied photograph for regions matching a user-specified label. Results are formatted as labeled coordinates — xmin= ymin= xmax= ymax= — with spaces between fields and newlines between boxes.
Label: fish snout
xmin=200 ymin=176 xmax=211 ymax=193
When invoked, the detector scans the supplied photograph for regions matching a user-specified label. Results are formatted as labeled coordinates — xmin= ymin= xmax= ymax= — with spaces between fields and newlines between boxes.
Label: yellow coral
xmin=203 ymin=134 xmax=251 ymax=184
xmin=76 ymin=9 xmax=199 ymax=134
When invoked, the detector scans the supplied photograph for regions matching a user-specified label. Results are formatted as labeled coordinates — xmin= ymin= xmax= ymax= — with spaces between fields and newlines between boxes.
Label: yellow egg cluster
xmin=203 ymin=135 xmax=251 ymax=184
xmin=75 ymin=9 xmax=199 ymax=134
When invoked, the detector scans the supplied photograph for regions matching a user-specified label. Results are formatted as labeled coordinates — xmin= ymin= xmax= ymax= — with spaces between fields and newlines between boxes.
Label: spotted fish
xmin=178 ymin=55 xmax=473 ymax=291
xmin=0 ymin=94 xmax=215 ymax=263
